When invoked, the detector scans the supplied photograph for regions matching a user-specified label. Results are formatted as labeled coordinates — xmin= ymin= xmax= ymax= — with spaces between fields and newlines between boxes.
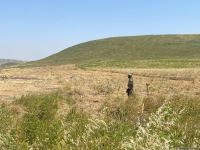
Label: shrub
xmin=15 ymin=93 xmax=64 ymax=149
xmin=61 ymin=108 xmax=136 ymax=150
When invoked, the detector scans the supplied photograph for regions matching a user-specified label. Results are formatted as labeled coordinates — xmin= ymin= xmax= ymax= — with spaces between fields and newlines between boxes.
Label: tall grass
xmin=0 ymin=91 xmax=199 ymax=149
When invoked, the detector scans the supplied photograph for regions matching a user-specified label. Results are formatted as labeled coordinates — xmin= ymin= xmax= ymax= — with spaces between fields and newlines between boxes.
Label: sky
xmin=0 ymin=0 xmax=200 ymax=60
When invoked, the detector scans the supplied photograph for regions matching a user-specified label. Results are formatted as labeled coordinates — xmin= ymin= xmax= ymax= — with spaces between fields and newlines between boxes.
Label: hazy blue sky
xmin=1 ymin=0 xmax=200 ymax=60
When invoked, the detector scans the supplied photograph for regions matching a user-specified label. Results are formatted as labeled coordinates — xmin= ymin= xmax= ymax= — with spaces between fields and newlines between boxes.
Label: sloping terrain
xmin=0 ymin=59 xmax=25 ymax=68
xmin=32 ymin=34 xmax=200 ymax=68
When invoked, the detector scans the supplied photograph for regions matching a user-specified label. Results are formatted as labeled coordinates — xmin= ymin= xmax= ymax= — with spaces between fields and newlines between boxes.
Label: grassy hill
xmin=33 ymin=34 xmax=200 ymax=68
xmin=0 ymin=59 xmax=25 ymax=68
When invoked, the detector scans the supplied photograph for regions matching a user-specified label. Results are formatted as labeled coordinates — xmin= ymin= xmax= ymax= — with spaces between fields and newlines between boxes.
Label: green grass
xmin=0 ymin=59 xmax=25 ymax=68
xmin=0 ymin=91 xmax=200 ymax=149
xmin=30 ymin=34 xmax=200 ymax=68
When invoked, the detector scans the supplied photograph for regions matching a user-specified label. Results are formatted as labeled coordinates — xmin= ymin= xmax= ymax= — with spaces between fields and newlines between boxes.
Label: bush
xmin=61 ymin=108 xmax=136 ymax=150
xmin=16 ymin=93 xmax=63 ymax=149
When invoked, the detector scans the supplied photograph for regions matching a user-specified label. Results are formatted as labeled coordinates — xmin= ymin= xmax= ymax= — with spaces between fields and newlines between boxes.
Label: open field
xmin=0 ymin=65 xmax=199 ymax=115
xmin=0 ymin=65 xmax=200 ymax=149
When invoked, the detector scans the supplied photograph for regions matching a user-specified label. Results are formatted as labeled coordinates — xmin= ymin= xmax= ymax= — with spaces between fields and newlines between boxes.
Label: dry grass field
xmin=0 ymin=65 xmax=199 ymax=116
xmin=1 ymin=65 xmax=200 ymax=149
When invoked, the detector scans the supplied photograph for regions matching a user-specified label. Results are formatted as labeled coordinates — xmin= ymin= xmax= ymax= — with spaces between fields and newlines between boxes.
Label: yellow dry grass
xmin=0 ymin=65 xmax=199 ymax=116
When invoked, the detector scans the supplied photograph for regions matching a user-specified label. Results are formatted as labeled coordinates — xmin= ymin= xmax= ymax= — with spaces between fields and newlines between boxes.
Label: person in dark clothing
xmin=126 ymin=74 xmax=134 ymax=96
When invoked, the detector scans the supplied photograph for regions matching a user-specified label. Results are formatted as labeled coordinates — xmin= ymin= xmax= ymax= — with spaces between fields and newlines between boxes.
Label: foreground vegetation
xmin=30 ymin=34 xmax=200 ymax=68
xmin=0 ymin=88 xmax=199 ymax=150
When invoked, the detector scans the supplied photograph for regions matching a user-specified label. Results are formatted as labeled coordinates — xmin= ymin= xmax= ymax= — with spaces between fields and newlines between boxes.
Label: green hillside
xmin=33 ymin=34 xmax=200 ymax=68
xmin=0 ymin=59 xmax=25 ymax=68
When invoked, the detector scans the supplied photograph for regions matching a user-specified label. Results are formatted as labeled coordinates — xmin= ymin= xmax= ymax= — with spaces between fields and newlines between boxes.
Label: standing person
xmin=126 ymin=74 xmax=134 ymax=97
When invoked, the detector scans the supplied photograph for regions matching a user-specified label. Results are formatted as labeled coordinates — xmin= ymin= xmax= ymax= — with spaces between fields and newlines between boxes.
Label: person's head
xmin=128 ymin=74 xmax=132 ymax=79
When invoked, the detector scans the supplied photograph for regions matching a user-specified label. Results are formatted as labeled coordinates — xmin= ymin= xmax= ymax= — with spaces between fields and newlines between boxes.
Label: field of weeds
xmin=0 ymin=65 xmax=200 ymax=149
